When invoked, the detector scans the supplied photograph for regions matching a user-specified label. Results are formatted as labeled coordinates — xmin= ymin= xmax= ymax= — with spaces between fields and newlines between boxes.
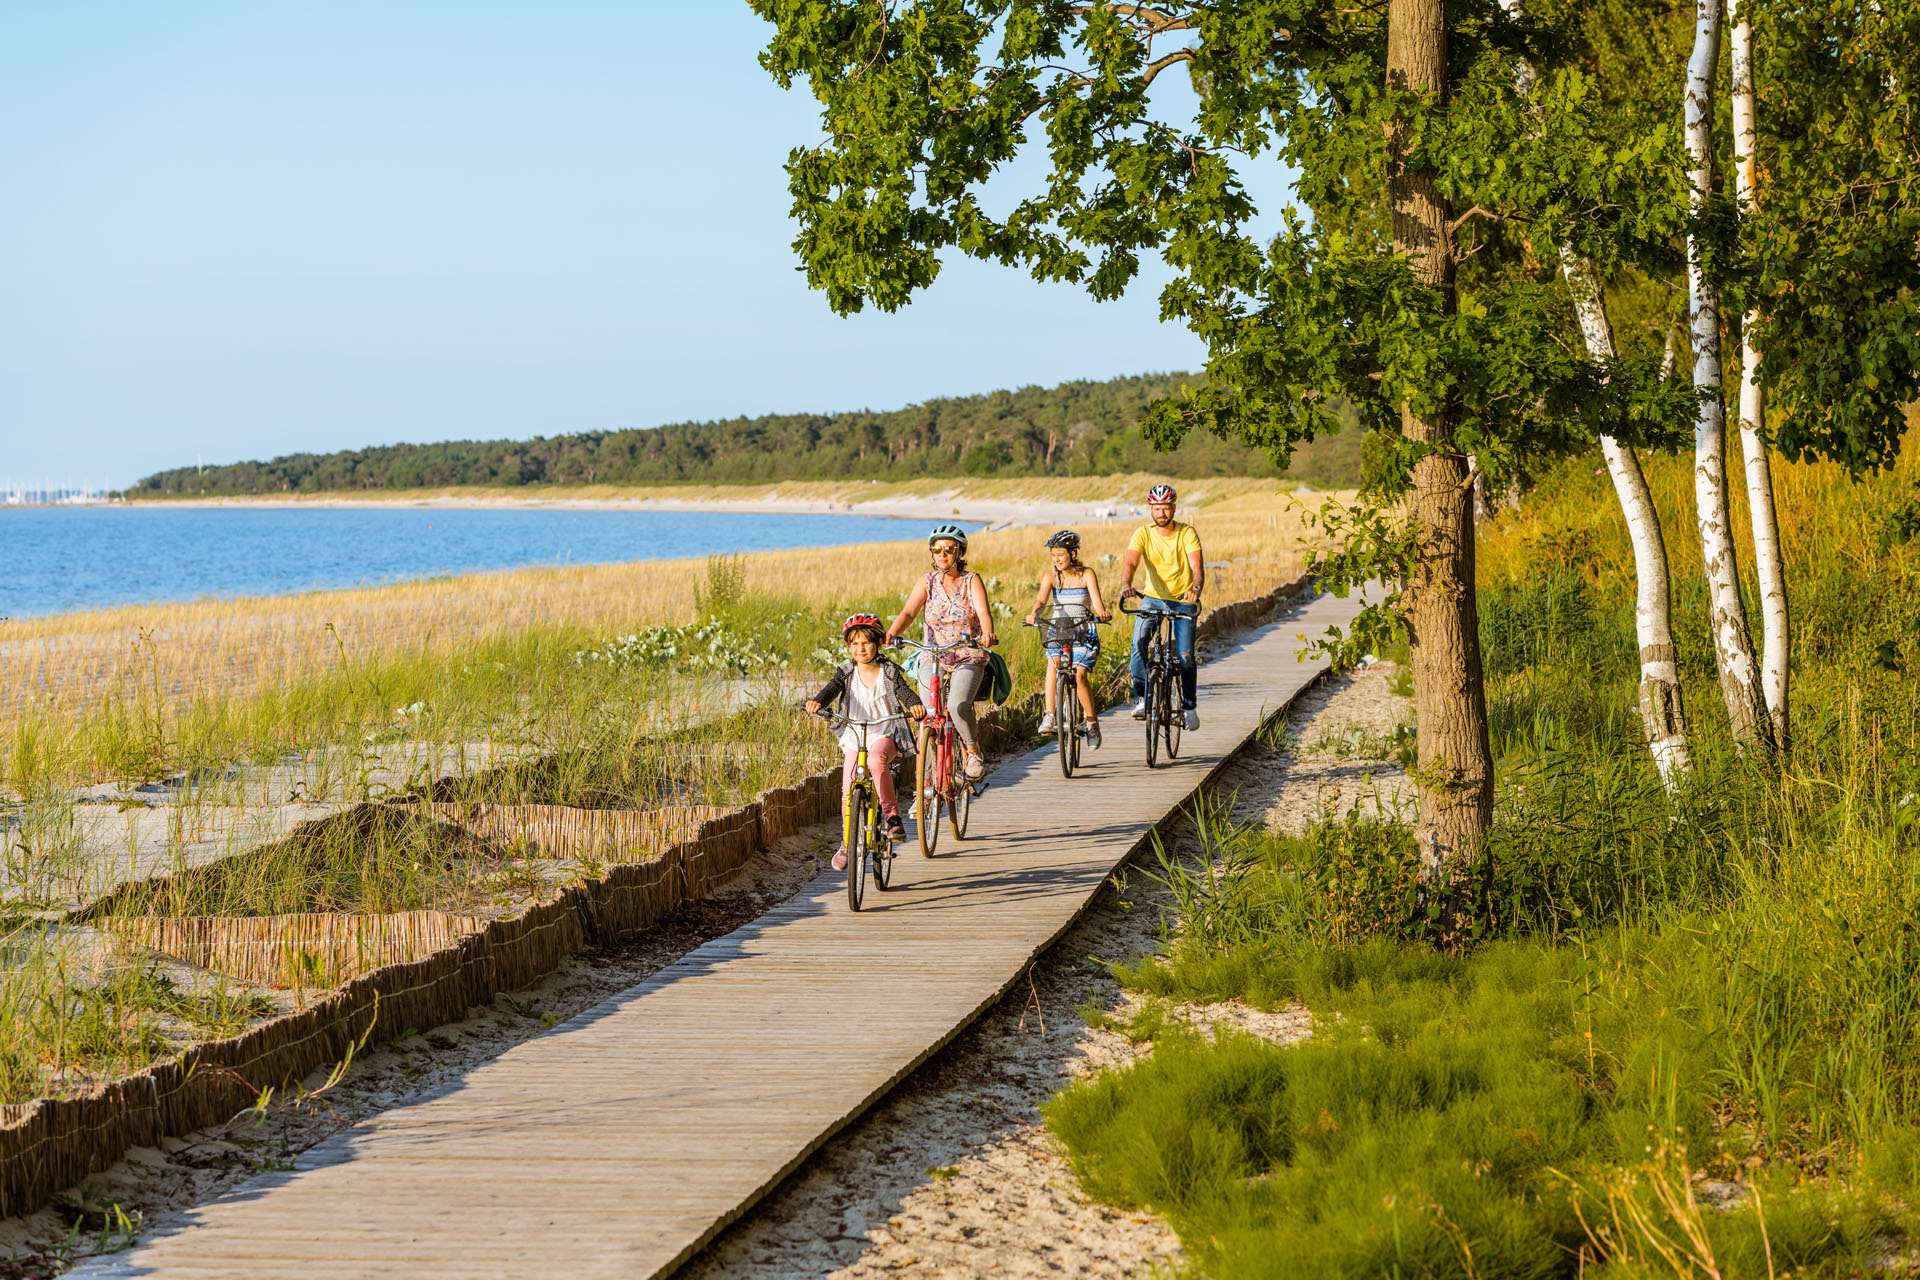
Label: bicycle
xmin=1025 ymin=608 xmax=1111 ymax=779
xmin=892 ymin=635 xmax=987 ymax=858
xmin=810 ymin=710 xmax=908 ymax=911
xmin=1119 ymin=596 xmax=1186 ymax=768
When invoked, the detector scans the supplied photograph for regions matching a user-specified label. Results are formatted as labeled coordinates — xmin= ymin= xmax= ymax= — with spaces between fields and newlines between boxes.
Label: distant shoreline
xmin=116 ymin=475 xmax=1303 ymax=531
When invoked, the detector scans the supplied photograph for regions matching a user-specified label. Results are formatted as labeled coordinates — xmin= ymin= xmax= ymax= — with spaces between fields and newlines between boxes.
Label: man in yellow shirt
xmin=1118 ymin=483 xmax=1204 ymax=729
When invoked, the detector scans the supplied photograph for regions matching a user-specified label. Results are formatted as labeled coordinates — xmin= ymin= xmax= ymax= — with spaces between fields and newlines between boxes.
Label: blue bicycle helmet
xmin=927 ymin=523 xmax=968 ymax=549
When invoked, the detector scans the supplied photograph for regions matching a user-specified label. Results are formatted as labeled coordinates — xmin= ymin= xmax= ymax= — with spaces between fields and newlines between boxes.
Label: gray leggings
xmin=921 ymin=664 xmax=985 ymax=751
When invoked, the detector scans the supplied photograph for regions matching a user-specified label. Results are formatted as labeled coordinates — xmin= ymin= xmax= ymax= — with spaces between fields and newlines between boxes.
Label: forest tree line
xmin=132 ymin=373 xmax=1365 ymax=496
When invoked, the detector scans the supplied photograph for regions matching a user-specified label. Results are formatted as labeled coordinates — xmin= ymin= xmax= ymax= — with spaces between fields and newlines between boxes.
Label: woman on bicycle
xmin=1024 ymin=529 xmax=1111 ymax=747
xmin=884 ymin=523 xmax=998 ymax=782
xmin=806 ymin=613 xmax=924 ymax=868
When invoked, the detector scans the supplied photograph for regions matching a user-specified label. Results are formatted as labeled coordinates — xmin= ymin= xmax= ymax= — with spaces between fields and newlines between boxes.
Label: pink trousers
xmin=842 ymin=736 xmax=901 ymax=818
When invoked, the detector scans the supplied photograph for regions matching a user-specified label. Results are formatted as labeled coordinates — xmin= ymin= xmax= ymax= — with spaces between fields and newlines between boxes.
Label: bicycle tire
xmin=949 ymin=757 xmax=972 ymax=839
xmin=846 ymin=784 xmax=868 ymax=911
xmin=915 ymin=725 xmax=943 ymax=858
xmin=870 ymin=792 xmax=893 ymax=891
xmin=1055 ymin=668 xmax=1075 ymax=779
xmin=1164 ymin=660 xmax=1183 ymax=759
xmin=1144 ymin=658 xmax=1160 ymax=770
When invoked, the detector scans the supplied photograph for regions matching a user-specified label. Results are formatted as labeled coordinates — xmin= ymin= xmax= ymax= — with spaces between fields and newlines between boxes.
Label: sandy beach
xmin=125 ymin=475 xmax=1314 ymax=532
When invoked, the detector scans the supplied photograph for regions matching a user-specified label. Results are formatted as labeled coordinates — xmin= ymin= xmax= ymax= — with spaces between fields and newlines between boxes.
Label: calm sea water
xmin=0 ymin=506 xmax=939 ymax=618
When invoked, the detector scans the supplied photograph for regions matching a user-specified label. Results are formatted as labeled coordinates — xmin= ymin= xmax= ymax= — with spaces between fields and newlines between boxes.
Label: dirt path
xmin=677 ymin=662 xmax=1409 ymax=1279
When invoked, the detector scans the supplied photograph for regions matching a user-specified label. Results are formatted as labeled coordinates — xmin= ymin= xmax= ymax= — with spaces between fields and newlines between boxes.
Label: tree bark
xmin=1567 ymin=274 xmax=1697 ymax=783
xmin=1388 ymin=0 xmax=1495 ymax=876
xmin=1685 ymin=0 xmax=1775 ymax=758
xmin=1729 ymin=0 xmax=1791 ymax=752
xmin=1497 ymin=0 xmax=1697 ymax=784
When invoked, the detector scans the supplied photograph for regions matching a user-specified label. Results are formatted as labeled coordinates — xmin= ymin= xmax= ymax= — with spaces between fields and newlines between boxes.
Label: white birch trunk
xmin=1569 ymin=270 xmax=1696 ymax=783
xmin=1686 ymin=0 xmax=1774 ymax=756
xmin=1729 ymin=0 xmax=1792 ymax=751
xmin=1499 ymin=0 xmax=1694 ymax=781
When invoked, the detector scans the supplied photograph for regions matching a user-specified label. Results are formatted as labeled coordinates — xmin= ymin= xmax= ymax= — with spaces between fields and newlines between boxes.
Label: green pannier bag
xmin=982 ymin=649 xmax=1013 ymax=705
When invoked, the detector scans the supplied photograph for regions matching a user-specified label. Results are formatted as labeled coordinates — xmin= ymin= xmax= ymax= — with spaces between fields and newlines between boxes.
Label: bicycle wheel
xmin=1144 ymin=663 xmax=1160 ymax=769
xmin=915 ymin=726 xmax=943 ymax=858
xmin=846 ymin=784 xmax=868 ymax=911
xmin=869 ymin=792 xmax=893 ymax=891
xmin=1163 ymin=661 xmax=1183 ymax=759
xmin=1055 ymin=669 xmax=1075 ymax=779
xmin=948 ymin=755 xmax=972 ymax=839
xmin=1068 ymin=677 xmax=1083 ymax=771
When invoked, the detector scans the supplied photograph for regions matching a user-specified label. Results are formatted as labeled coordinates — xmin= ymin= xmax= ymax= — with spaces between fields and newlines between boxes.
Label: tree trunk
xmin=1388 ymin=0 xmax=1495 ymax=877
xmin=1729 ymin=0 xmax=1792 ymax=752
xmin=1565 ymin=267 xmax=1697 ymax=784
xmin=1496 ymin=0 xmax=1694 ymax=782
xmin=1685 ymin=0 xmax=1775 ymax=758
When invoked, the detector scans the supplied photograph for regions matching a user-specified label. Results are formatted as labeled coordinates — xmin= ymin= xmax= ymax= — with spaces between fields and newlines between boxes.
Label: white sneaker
xmin=1131 ymin=699 xmax=1147 ymax=720
xmin=1184 ymin=708 xmax=1200 ymax=731
xmin=1038 ymin=712 xmax=1056 ymax=733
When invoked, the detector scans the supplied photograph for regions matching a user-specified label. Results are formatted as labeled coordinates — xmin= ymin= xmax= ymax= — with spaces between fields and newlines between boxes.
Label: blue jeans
xmin=1129 ymin=597 xmax=1197 ymax=709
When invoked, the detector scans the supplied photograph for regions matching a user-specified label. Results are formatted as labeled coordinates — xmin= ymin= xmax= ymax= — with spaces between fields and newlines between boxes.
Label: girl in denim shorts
xmin=1024 ymin=530 xmax=1112 ymax=746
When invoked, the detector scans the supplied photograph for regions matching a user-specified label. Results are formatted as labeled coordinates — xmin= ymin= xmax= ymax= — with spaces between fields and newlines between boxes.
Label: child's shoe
xmin=831 ymin=847 xmax=848 ymax=871
xmin=886 ymin=814 xmax=907 ymax=842
xmin=1088 ymin=719 xmax=1102 ymax=749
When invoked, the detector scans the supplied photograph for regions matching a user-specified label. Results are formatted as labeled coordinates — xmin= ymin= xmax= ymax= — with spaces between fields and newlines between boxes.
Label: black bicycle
xmin=1120 ymin=596 xmax=1184 ymax=768
xmin=1025 ymin=608 xmax=1111 ymax=778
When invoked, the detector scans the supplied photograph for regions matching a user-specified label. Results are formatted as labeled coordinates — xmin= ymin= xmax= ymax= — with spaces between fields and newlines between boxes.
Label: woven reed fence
xmin=0 ymin=572 xmax=1313 ymax=1218
xmin=0 ymin=769 xmax=842 ymax=1218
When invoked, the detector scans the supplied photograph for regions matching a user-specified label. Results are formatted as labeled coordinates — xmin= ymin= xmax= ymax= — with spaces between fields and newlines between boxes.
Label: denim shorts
xmin=1047 ymin=636 xmax=1100 ymax=672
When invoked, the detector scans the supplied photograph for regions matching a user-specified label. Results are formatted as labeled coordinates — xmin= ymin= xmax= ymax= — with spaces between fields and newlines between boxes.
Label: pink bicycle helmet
xmin=841 ymin=612 xmax=884 ymax=640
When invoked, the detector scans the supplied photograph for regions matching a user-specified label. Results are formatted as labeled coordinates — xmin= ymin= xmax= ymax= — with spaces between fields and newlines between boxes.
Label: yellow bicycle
xmin=813 ymin=710 xmax=905 ymax=911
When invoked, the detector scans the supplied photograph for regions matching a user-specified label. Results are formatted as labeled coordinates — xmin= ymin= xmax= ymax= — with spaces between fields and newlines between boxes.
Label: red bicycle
xmin=893 ymin=635 xmax=984 ymax=858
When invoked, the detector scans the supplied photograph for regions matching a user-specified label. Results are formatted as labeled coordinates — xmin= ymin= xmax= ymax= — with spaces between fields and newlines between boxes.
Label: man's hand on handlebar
xmin=1118 ymin=586 xmax=1139 ymax=601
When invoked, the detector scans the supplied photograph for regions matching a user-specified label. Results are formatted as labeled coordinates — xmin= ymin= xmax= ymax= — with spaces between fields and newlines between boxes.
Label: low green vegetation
xmin=1048 ymin=451 xmax=1920 ymax=1277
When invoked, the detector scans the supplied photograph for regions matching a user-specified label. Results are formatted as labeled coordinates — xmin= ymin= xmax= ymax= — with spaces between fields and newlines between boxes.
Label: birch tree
xmin=1684 ymin=0 xmax=1774 ymax=758
xmin=751 ymin=0 xmax=1697 ymax=871
xmin=1501 ymin=0 xmax=1694 ymax=784
xmin=1728 ymin=0 xmax=1790 ymax=753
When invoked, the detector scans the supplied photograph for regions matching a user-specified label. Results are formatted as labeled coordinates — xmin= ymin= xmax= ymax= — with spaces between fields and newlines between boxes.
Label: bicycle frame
xmin=891 ymin=633 xmax=983 ymax=856
xmin=1120 ymin=596 xmax=1185 ymax=766
xmin=811 ymin=710 xmax=907 ymax=909
xmin=890 ymin=634 xmax=974 ymax=801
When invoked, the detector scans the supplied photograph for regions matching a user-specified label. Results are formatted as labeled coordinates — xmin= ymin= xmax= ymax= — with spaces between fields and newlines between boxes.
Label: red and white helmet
xmin=841 ymin=612 xmax=884 ymax=640
xmin=1146 ymin=483 xmax=1177 ymax=504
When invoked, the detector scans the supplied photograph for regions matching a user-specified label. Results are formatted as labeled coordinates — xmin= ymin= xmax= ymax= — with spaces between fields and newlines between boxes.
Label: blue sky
xmin=0 ymin=5 xmax=1294 ymax=488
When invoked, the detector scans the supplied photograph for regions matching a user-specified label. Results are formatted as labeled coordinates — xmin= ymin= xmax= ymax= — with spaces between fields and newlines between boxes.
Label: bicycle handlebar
xmin=890 ymin=634 xmax=993 ymax=653
xmin=1117 ymin=593 xmax=1201 ymax=615
xmin=1025 ymin=611 xmax=1111 ymax=627
xmin=808 ymin=709 xmax=910 ymax=727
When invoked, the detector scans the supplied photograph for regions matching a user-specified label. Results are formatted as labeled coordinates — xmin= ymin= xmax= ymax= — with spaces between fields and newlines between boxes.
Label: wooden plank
xmin=78 ymin=594 xmax=1362 ymax=1280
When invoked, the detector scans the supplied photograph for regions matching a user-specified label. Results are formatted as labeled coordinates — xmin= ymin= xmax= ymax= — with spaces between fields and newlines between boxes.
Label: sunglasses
xmin=931 ymin=545 xmax=958 ymax=556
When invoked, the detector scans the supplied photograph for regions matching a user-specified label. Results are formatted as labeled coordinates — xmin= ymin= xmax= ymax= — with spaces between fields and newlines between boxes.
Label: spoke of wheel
xmin=915 ymin=726 xmax=941 ymax=858
xmin=846 ymin=786 xmax=866 ymax=911
xmin=1056 ymin=670 xmax=1073 ymax=779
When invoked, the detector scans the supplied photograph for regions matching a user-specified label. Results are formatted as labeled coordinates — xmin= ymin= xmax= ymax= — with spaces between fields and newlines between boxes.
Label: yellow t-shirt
xmin=1129 ymin=521 xmax=1201 ymax=600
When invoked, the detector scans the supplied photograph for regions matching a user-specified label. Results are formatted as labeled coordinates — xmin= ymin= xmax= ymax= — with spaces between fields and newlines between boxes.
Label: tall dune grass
xmin=2 ymin=494 xmax=1320 ymax=792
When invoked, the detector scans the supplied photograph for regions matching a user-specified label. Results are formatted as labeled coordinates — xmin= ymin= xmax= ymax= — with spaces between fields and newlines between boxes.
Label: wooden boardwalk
xmin=82 ymin=592 xmax=1363 ymax=1280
